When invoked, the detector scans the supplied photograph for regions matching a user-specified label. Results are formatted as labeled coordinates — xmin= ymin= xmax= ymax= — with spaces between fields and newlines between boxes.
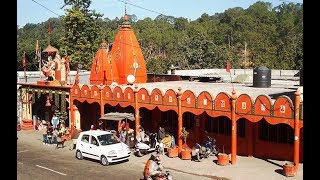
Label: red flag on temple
xmin=48 ymin=22 xmax=52 ymax=35
xmin=22 ymin=51 xmax=26 ymax=68
xmin=226 ymin=61 xmax=231 ymax=73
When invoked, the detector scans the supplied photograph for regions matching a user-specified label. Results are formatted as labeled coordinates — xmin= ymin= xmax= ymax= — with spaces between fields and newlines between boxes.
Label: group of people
xmin=37 ymin=120 xmax=66 ymax=146
xmin=158 ymin=126 xmax=176 ymax=150
xmin=117 ymin=120 xmax=135 ymax=147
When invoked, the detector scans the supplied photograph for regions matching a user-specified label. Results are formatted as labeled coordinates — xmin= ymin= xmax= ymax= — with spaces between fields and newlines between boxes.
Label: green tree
xmin=60 ymin=0 xmax=102 ymax=70
xmin=274 ymin=3 xmax=303 ymax=69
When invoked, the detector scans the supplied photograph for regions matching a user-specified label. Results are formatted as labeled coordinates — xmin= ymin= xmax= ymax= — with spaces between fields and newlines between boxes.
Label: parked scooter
xmin=135 ymin=130 xmax=161 ymax=157
xmin=155 ymin=171 xmax=173 ymax=180
xmin=191 ymin=136 xmax=219 ymax=162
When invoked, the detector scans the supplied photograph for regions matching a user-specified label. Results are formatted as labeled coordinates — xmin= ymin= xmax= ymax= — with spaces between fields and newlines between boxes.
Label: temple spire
xmin=125 ymin=0 xmax=127 ymax=15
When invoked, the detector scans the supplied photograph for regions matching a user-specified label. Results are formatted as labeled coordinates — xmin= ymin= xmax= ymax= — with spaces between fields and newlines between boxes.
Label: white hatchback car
xmin=75 ymin=130 xmax=131 ymax=166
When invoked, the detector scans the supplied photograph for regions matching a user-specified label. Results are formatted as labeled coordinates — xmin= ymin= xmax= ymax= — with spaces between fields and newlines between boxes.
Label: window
xmin=258 ymin=120 xmax=293 ymax=144
xmin=205 ymin=116 xmax=230 ymax=135
xmin=91 ymin=136 xmax=98 ymax=146
xmin=81 ymin=134 xmax=89 ymax=143
xmin=183 ymin=112 xmax=194 ymax=130
xmin=237 ymin=118 xmax=246 ymax=137
xmin=97 ymin=134 xmax=120 ymax=145
xmin=205 ymin=116 xmax=245 ymax=137
xmin=161 ymin=110 xmax=177 ymax=127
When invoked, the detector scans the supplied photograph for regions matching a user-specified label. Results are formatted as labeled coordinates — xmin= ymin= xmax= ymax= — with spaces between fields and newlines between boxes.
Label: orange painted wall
xmin=71 ymin=85 xmax=303 ymax=162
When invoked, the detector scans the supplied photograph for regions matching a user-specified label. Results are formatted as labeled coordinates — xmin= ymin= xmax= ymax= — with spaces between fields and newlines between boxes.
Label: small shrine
xmin=37 ymin=44 xmax=69 ymax=86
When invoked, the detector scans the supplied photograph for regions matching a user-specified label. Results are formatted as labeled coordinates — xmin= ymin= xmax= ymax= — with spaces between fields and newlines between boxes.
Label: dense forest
xmin=17 ymin=1 xmax=303 ymax=73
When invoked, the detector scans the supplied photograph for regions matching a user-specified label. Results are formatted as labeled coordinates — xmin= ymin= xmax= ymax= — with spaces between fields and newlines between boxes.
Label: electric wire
xmin=116 ymin=0 xmax=167 ymax=17
xmin=31 ymin=0 xmax=61 ymax=17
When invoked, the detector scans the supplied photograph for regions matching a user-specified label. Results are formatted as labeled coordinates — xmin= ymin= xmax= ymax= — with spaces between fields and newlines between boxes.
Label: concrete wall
xmin=17 ymin=71 xmax=90 ymax=85
xmin=17 ymin=69 xmax=300 ymax=86
xmin=168 ymin=69 xmax=300 ymax=81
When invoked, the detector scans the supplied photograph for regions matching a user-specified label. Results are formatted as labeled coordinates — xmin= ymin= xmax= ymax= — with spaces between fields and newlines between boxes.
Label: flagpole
xmin=22 ymin=51 xmax=27 ymax=82
xmin=40 ymin=46 xmax=42 ymax=80
xmin=64 ymin=50 xmax=71 ymax=85
xmin=39 ymin=46 xmax=42 ymax=80
xmin=229 ymin=71 xmax=234 ymax=90
xmin=226 ymin=60 xmax=234 ymax=90
xmin=69 ymin=69 xmax=71 ymax=85
xmin=24 ymin=67 xmax=27 ymax=82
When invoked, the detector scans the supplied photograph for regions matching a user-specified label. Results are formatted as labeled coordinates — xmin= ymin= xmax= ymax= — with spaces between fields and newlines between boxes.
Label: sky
xmin=17 ymin=0 xmax=303 ymax=28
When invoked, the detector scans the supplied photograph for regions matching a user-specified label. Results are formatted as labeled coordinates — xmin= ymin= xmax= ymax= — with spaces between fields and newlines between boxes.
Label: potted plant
xmin=181 ymin=127 xmax=189 ymax=145
xmin=180 ymin=127 xmax=191 ymax=160
xmin=167 ymin=145 xmax=179 ymax=158
xmin=166 ymin=132 xmax=178 ymax=158
xmin=283 ymin=161 xmax=296 ymax=177
xmin=217 ymin=145 xmax=229 ymax=166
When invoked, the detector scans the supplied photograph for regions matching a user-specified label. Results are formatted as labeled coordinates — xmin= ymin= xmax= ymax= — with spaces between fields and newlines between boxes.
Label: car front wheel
xmin=76 ymin=150 xmax=83 ymax=160
xmin=101 ymin=155 xmax=109 ymax=166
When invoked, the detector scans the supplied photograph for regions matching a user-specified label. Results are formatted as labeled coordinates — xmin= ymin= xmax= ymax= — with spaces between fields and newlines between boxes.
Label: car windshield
xmin=97 ymin=134 xmax=121 ymax=146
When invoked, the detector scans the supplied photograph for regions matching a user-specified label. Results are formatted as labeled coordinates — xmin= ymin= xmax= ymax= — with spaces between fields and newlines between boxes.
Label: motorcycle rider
xmin=143 ymin=154 xmax=164 ymax=180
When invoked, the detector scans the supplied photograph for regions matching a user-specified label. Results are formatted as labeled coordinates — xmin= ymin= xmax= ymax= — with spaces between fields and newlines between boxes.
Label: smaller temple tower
xmin=89 ymin=41 xmax=119 ymax=85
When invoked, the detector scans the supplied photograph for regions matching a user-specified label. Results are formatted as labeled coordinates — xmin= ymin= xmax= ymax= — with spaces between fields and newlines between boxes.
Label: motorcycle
xmin=155 ymin=171 xmax=173 ymax=180
xmin=142 ymin=169 xmax=172 ymax=180
xmin=191 ymin=136 xmax=219 ymax=162
xmin=135 ymin=131 xmax=161 ymax=157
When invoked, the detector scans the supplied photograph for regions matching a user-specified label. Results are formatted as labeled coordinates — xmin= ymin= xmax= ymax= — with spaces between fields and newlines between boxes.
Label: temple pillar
xmin=68 ymin=98 xmax=74 ymax=128
xmin=22 ymin=89 xmax=32 ymax=120
xmin=74 ymin=106 xmax=80 ymax=129
xmin=177 ymin=87 xmax=183 ymax=153
xmin=134 ymin=85 xmax=140 ymax=137
xmin=99 ymin=85 xmax=104 ymax=117
xmin=231 ymin=89 xmax=237 ymax=165
xmin=21 ymin=89 xmax=33 ymax=130
xmin=294 ymin=90 xmax=301 ymax=171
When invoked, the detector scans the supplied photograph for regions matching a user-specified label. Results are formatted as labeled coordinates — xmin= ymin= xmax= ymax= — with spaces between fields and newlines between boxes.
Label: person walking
xmin=52 ymin=128 xmax=59 ymax=144
xmin=69 ymin=126 xmax=79 ymax=150
xmin=41 ymin=124 xmax=48 ymax=145
xmin=47 ymin=125 xmax=54 ymax=145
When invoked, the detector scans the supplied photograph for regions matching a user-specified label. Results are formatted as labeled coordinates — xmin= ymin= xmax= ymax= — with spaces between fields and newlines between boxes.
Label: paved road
xmin=17 ymin=130 xmax=303 ymax=180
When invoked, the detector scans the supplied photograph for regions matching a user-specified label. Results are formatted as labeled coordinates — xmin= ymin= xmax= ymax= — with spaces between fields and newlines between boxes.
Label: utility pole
xmin=244 ymin=41 xmax=247 ymax=68
xmin=22 ymin=51 xmax=27 ymax=82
